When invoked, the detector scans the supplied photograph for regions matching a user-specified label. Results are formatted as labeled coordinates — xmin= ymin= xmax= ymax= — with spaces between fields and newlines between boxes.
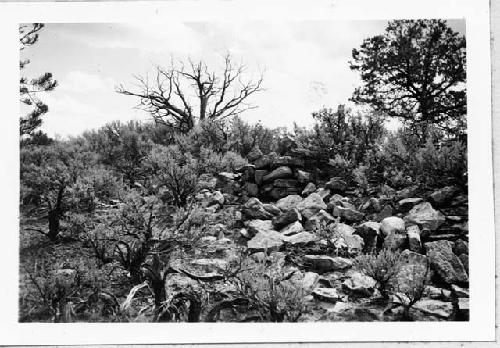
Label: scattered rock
xmin=325 ymin=177 xmax=348 ymax=193
xmin=297 ymin=169 xmax=311 ymax=184
xmin=361 ymin=197 xmax=382 ymax=213
xmin=342 ymin=271 xmax=376 ymax=297
xmin=254 ymin=152 xmax=278 ymax=169
xmin=380 ymin=216 xmax=406 ymax=237
xmin=246 ymin=219 xmax=275 ymax=236
xmin=271 ymin=155 xmax=304 ymax=169
xmin=331 ymin=205 xmax=364 ymax=222
xmin=302 ymin=182 xmax=316 ymax=196
xmin=316 ymin=188 xmax=331 ymax=201
xmin=244 ymin=183 xmax=259 ymax=197
xmin=355 ymin=221 xmax=380 ymax=253
xmin=304 ymin=210 xmax=335 ymax=231
xmin=312 ymin=288 xmax=341 ymax=303
xmin=451 ymin=284 xmax=469 ymax=298
xmin=413 ymin=299 xmax=454 ymax=319
xmin=297 ymin=193 xmax=327 ymax=217
xmin=458 ymin=254 xmax=469 ymax=274
xmin=398 ymin=198 xmax=424 ymax=211
xmin=262 ymin=203 xmax=281 ymax=216
xmin=247 ymin=147 xmax=263 ymax=162
xmin=276 ymin=195 xmax=303 ymax=211
xmin=424 ymin=286 xmax=452 ymax=301
xmin=280 ymin=221 xmax=304 ymax=236
xmin=429 ymin=186 xmax=459 ymax=206
xmin=284 ymin=231 xmax=318 ymax=246
xmin=247 ymin=230 xmax=284 ymax=252
xmin=383 ymin=232 xmax=407 ymax=251
xmin=254 ymin=170 xmax=268 ymax=185
xmin=303 ymin=255 xmax=353 ymax=272
xmin=209 ymin=191 xmax=225 ymax=206
xmin=406 ymin=225 xmax=422 ymax=253
xmin=242 ymin=198 xmax=273 ymax=220
xmin=405 ymin=202 xmax=446 ymax=231
xmin=456 ymin=298 xmax=469 ymax=320
xmin=302 ymin=272 xmax=320 ymax=291
xmin=376 ymin=205 xmax=393 ymax=222
xmin=263 ymin=166 xmax=293 ymax=183
xmin=453 ymin=239 xmax=469 ymax=256
xmin=272 ymin=208 xmax=302 ymax=230
xmin=425 ymin=240 xmax=469 ymax=285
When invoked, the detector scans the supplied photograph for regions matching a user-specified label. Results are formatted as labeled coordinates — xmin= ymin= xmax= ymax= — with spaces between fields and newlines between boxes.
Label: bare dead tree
xmin=117 ymin=54 xmax=264 ymax=133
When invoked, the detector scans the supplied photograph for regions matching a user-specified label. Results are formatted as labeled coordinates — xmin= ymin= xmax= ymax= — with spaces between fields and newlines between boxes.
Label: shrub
xmin=144 ymin=145 xmax=198 ymax=207
xmin=355 ymin=250 xmax=405 ymax=300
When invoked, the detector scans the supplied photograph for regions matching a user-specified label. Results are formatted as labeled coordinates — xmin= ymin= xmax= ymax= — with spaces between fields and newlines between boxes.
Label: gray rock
xmin=210 ymin=190 xmax=225 ymax=206
xmin=272 ymin=209 xmax=302 ymax=230
xmin=302 ymin=272 xmax=320 ymax=291
xmin=280 ymin=221 xmax=304 ymax=236
xmin=242 ymin=198 xmax=273 ymax=220
xmin=380 ymin=216 xmax=406 ymax=237
xmin=315 ymin=188 xmax=331 ymax=201
xmin=406 ymin=225 xmax=422 ymax=253
xmin=269 ymin=187 xmax=299 ymax=200
xmin=425 ymin=240 xmax=469 ymax=284
xmin=429 ymin=186 xmax=459 ymax=206
xmin=247 ymin=147 xmax=263 ymax=162
xmin=331 ymin=224 xmax=364 ymax=256
xmin=458 ymin=254 xmax=469 ymax=274
xmin=457 ymin=298 xmax=469 ymax=319
xmin=284 ymin=231 xmax=318 ymax=246
xmin=246 ymin=219 xmax=275 ymax=236
xmin=361 ymin=197 xmax=382 ymax=213
xmin=451 ymin=284 xmax=469 ymax=298
xmin=270 ymin=155 xmax=304 ymax=169
xmin=355 ymin=221 xmax=380 ymax=253
xmin=304 ymin=210 xmax=335 ymax=231
xmin=376 ymin=205 xmax=393 ymax=222
xmin=312 ymin=288 xmax=341 ymax=303
xmin=405 ymin=202 xmax=446 ymax=231
xmin=302 ymin=182 xmax=317 ymax=196
xmin=453 ymin=239 xmax=469 ymax=256
xmin=297 ymin=169 xmax=311 ymax=184
xmin=247 ymin=230 xmax=284 ymax=252
xmin=413 ymin=299 xmax=454 ymax=319
xmin=342 ymin=271 xmax=376 ymax=297
xmin=303 ymin=255 xmax=353 ymax=272
xmin=263 ymin=166 xmax=293 ymax=183
xmin=398 ymin=197 xmax=424 ymax=211
xmin=254 ymin=152 xmax=278 ymax=169
xmin=331 ymin=205 xmax=364 ymax=222
xmin=273 ymin=178 xmax=299 ymax=189
xmin=244 ymin=182 xmax=259 ymax=197
xmin=239 ymin=164 xmax=256 ymax=182
xmin=297 ymin=193 xmax=327 ymax=216
xmin=383 ymin=232 xmax=407 ymax=251
xmin=254 ymin=169 xmax=268 ymax=185
xmin=262 ymin=203 xmax=281 ymax=216
xmin=276 ymin=194 xmax=303 ymax=211
xmin=325 ymin=177 xmax=348 ymax=193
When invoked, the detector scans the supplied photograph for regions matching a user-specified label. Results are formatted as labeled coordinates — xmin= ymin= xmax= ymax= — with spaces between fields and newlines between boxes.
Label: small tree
xmin=350 ymin=20 xmax=466 ymax=140
xmin=19 ymin=23 xmax=57 ymax=136
xmin=20 ymin=143 xmax=112 ymax=240
xmin=117 ymin=54 xmax=263 ymax=134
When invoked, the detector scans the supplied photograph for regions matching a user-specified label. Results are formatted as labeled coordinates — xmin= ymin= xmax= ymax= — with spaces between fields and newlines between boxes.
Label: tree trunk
xmin=47 ymin=210 xmax=60 ymax=241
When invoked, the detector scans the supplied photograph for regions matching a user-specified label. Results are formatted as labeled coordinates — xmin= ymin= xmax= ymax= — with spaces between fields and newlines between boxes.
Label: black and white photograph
xmin=0 ymin=0 xmax=496 ymax=345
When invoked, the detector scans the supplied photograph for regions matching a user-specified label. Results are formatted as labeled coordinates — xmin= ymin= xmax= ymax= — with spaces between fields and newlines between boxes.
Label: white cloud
xmin=60 ymin=71 xmax=116 ymax=94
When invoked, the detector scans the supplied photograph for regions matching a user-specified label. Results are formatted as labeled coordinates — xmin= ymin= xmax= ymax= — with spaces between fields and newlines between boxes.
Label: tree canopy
xmin=19 ymin=23 xmax=58 ymax=136
xmin=350 ymin=20 xmax=466 ymax=138
xmin=117 ymin=54 xmax=263 ymax=134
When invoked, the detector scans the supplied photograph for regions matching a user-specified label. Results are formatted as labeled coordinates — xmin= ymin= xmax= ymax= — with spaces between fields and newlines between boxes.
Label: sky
xmin=20 ymin=20 xmax=465 ymax=138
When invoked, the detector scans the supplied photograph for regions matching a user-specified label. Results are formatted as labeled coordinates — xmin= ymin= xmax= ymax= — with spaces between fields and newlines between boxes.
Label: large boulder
xmin=380 ymin=216 xmax=406 ymax=237
xmin=263 ymin=166 xmax=293 ymax=183
xmin=272 ymin=209 xmax=302 ymax=230
xmin=276 ymin=195 xmax=303 ymax=211
xmin=242 ymin=198 xmax=273 ymax=220
xmin=297 ymin=193 xmax=327 ymax=218
xmin=303 ymin=255 xmax=353 ymax=272
xmin=405 ymin=202 xmax=446 ymax=231
xmin=247 ymin=230 xmax=284 ymax=252
xmin=280 ymin=221 xmax=304 ymax=236
xmin=425 ymin=240 xmax=469 ymax=285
